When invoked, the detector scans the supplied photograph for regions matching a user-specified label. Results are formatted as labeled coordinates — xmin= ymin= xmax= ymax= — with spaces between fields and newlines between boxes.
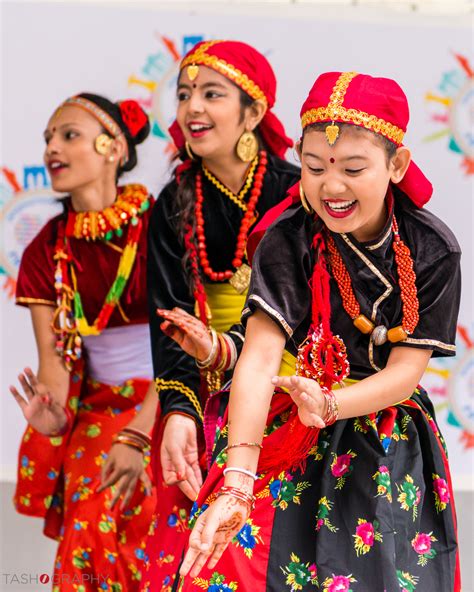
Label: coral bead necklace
xmin=194 ymin=150 xmax=267 ymax=293
xmin=326 ymin=215 xmax=419 ymax=345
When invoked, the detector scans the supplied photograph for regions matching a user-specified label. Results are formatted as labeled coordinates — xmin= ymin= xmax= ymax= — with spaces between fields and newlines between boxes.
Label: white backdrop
xmin=1 ymin=2 xmax=472 ymax=487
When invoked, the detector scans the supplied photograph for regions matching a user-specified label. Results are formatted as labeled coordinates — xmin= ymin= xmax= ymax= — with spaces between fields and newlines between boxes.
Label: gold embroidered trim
xmin=366 ymin=226 xmax=392 ymax=251
xmin=403 ymin=338 xmax=456 ymax=352
xmin=340 ymin=233 xmax=393 ymax=372
xmin=181 ymin=41 xmax=268 ymax=105
xmin=155 ymin=378 xmax=203 ymax=421
xmin=16 ymin=297 xmax=55 ymax=306
xmin=202 ymin=153 xmax=259 ymax=212
xmin=245 ymin=295 xmax=293 ymax=337
xmin=301 ymin=72 xmax=404 ymax=145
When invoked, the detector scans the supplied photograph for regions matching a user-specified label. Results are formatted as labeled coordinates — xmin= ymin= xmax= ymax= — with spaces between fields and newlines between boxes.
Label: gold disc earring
xmin=299 ymin=182 xmax=314 ymax=215
xmin=236 ymin=130 xmax=258 ymax=163
xmin=95 ymin=133 xmax=113 ymax=155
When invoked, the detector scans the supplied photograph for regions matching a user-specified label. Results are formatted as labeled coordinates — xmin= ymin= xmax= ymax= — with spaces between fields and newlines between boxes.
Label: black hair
xmin=302 ymin=121 xmax=397 ymax=164
xmin=77 ymin=93 xmax=151 ymax=179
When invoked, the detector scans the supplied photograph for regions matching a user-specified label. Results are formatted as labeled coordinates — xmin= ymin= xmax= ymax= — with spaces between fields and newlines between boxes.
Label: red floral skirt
xmin=15 ymin=367 xmax=156 ymax=592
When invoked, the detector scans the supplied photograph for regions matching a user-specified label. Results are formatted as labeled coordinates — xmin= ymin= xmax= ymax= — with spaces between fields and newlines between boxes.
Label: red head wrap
xmin=247 ymin=71 xmax=433 ymax=263
xmin=168 ymin=39 xmax=293 ymax=159
xmin=300 ymin=71 xmax=432 ymax=207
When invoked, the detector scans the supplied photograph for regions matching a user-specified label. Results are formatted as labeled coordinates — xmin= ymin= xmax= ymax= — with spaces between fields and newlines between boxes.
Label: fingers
xmin=178 ymin=478 xmax=200 ymax=501
xmin=140 ymin=469 xmax=153 ymax=496
xmin=18 ymin=373 xmax=35 ymax=402
xmin=9 ymin=386 xmax=28 ymax=412
xmin=120 ymin=475 xmax=138 ymax=510
xmin=271 ymin=374 xmax=309 ymax=391
xmin=207 ymin=543 xmax=227 ymax=570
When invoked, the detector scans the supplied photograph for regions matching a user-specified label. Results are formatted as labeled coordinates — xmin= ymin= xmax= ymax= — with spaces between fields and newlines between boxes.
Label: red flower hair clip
xmin=119 ymin=100 xmax=148 ymax=138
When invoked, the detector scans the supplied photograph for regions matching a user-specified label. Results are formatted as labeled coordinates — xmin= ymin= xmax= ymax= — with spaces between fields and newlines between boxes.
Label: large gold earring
xmin=95 ymin=133 xmax=113 ymax=155
xmin=299 ymin=182 xmax=314 ymax=215
xmin=236 ymin=131 xmax=258 ymax=163
xmin=185 ymin=141 xmax=196 ymax=161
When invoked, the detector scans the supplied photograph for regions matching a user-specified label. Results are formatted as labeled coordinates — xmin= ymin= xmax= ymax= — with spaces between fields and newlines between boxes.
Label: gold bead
xmin=353 ymin=315 xmax=374 ymax=335
xmin=387 ymin=326 xmax=408 ymax=343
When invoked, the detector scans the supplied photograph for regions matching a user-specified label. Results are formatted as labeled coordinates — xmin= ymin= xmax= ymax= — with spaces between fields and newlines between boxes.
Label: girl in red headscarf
xmin=10 ymin=93 xmax=157 ymax=591
xmin=142 ymin=40 xmax=299 ymax=591
xmin=178 ymin=72 xmax=461 ymax=591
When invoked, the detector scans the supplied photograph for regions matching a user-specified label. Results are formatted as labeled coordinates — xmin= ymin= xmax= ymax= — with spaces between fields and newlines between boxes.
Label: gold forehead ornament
xmin=187 ymin=64 xmax=199 ymax=81
xmin=325 ymin=123 xmax=340 ymax=146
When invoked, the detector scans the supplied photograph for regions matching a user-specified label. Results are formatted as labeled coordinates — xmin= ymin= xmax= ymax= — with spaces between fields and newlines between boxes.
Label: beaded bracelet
xmin=50 ymin=406 xmax=74 ymax=437
xmin=223 ymin=467 xmax=258 ymax=481
xmin=216 ymin=486 xmax=256 ymax=511
xmin=225 ymin=442 xmax=263 ymax=452
xmin=196 ymin=328 xmax=219 ymax=369
xmin=321 ymin=386 xmax=339 ymax=426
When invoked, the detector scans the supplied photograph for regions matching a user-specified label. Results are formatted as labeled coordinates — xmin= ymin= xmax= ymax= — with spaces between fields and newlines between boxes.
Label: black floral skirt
xmin=177 ymin=387 xmax=460 ymax=592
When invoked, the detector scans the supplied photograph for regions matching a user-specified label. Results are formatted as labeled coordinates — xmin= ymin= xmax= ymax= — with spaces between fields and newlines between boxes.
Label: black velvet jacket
xmin=242 ymin=189 xmax=461 ymax=378
xmin=148 ymin=155 xmax=300 ymax=423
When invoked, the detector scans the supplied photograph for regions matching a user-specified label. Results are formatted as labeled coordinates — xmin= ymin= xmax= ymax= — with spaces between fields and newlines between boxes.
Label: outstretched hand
xmin=157 ymin=307 xmax=212 ymax=362
xmin=97 ymin=442 xmax=153 ymax=510
xmin=10 ymin=368 xmax=68 ymax=436
xmin=161 ymin=413 xmax=203 ymax=500
xmin=271 ymin=374 xmax=326 ymax=428
xmin=180 ymin=494 xmax=250 ymax=578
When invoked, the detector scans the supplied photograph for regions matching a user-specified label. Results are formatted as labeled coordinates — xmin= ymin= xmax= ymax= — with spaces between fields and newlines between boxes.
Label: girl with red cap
xmin=10 ymin=93 xmax=157 ymax=591
xmin=178 ymin=72 xmax=461 ymax=591
xmin=142 ymin=40 xmax=299 ymax=591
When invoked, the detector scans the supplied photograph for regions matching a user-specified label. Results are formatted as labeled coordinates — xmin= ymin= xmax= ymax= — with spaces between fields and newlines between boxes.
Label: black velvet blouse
xmin=147 ymin=155 xmax=300 ymax=424
xmin=242 ymin=188 xmax=461 ymax=378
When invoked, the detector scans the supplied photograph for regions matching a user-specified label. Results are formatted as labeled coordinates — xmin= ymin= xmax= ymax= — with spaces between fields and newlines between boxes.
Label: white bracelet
xmin=223 ymin=467 xmax=258 ymax=481
xmin=196 ymin=328 xmax=218 ymax=369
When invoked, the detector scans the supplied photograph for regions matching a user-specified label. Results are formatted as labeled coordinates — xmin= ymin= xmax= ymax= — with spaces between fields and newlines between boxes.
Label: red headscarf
xmin=168 ymin=40 xmax=293 ymax=159
xmin=247 ymin=71 xmax=433 ymax=262
xmin=300 ymin=71 xmax=432 ymax=207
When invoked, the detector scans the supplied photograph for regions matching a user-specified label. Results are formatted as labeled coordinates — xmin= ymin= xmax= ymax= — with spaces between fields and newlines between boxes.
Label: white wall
xmin=1 ymin=2 xmax=472 ymax=491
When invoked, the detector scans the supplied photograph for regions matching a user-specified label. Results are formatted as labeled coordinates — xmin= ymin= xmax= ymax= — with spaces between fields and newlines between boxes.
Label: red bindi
xmin=329 ymin=157 xmax=335 ymax=164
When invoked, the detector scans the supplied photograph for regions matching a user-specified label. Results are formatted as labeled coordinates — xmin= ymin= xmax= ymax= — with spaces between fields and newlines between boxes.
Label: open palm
xmin=10 ymin=368 xmax=68 ymax=436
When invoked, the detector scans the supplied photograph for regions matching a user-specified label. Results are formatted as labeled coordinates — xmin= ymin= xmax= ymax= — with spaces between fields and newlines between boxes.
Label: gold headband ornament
xmin=300 ymin=72 xmax=405 ymax=148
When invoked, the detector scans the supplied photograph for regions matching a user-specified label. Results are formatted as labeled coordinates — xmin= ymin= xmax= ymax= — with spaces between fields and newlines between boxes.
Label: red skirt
xmin=14 ymin=365 xmax=156 ymax=591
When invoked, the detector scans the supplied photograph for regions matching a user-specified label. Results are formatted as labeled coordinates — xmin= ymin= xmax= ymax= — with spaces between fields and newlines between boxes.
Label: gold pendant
xmin=325 ymin=123 xmax=340 ymax=146
xmin=229 ymin=263 xmax=251 ymax=294
xmin=187 ymin=64 xmax=199 ymax=81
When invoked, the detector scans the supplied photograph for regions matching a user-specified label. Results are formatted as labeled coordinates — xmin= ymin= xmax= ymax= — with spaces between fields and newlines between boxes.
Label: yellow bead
xmin=353 ymin=315 xmax=374 ymax=334
xmin=387 ymin=326 xmax=408 ymax=343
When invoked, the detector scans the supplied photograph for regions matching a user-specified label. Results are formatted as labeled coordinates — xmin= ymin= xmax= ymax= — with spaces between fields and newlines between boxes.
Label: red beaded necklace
xmin=186 ymin=150 xmax=267 ymax=326
xmin=194 ymin=150 xmax=267 ymax=282
xmin=296 ymin=214 xmax=419 ymax=389
xmin=326 ymin=215 xmax=419 ymax=345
